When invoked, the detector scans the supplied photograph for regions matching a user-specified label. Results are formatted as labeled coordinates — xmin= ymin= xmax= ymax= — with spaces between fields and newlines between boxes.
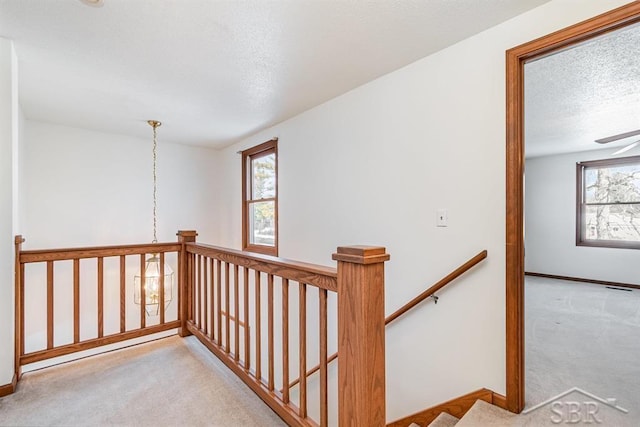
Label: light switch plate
xmin=436 ymin=209 xmax=448 ymax=227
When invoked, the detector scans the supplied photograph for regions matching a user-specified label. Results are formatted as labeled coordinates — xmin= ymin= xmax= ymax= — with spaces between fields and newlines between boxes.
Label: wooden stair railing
xmin=183 ymin=238 xmax=390 ymax=427
xmin=15 ymin=231 xmax=391 ymax=426
xmin=287 ymin=249 xmax=488 ymax=390
xmin=14 ymin=235 xmax=183 ymax=375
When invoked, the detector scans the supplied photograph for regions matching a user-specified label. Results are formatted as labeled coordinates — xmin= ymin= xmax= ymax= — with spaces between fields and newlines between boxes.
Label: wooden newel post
xmin=177 ymin=230 xmax=197 ymax=337
xmin=14 ymin=235 xmax=25 ymax=381
xmin=333 ymin=246 xmax=390 ymax=427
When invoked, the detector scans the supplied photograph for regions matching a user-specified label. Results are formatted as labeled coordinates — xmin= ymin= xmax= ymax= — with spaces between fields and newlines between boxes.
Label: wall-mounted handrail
xmin=287 ymin=249 xmax=488 ymax=390
xmin=385 ymin=250 xmax=487 ymax=325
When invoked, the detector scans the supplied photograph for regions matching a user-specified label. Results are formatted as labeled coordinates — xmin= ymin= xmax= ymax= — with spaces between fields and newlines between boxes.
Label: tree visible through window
xmin=242 ymin=139 xmax=278 ymax=255
xmin=577 ymin=156 xmax=640 ymax=249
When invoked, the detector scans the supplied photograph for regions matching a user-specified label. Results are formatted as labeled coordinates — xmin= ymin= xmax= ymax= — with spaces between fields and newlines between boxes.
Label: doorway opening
xmin=505 ymin=1 xmax=640 ymax=414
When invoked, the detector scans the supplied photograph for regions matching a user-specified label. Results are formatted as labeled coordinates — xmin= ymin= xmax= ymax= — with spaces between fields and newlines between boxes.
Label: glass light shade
xmin=134 ymin=255 xmax=174 ymax=316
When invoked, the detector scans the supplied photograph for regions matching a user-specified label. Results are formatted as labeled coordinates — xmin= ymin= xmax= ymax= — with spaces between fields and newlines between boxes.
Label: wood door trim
xmin=505 ymin=1 xmax=640 ymax=413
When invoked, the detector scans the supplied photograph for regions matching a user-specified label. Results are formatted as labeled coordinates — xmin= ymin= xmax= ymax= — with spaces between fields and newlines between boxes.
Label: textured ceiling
xmin=525 ymin=21 xmax=640 ymax=158
xmin=0 ymin=0 xmax=551 ymax=148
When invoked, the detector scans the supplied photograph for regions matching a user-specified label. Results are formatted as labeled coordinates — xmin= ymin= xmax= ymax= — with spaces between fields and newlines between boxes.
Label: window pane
xmin=251 ymin=153 xmax=276 ymax=200
xmin=584 ymin=204 xmax=640 ymax=241
xmin=585 ymin=164 xmax=640 ymax=204
xmin=249 ymin=201 xmax=275 ymax=246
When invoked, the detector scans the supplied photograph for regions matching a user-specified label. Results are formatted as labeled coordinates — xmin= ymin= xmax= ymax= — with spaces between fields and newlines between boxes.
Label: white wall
xmin=21 ymin=121 xmax=220 ymax=248
xmin=213 ymin=0 xmax=633 ymax=420
xmin=0 ymin=38 xmax=19 ymax=386
xmin=16 ymin=121 xmax=220 ymax=368
xmin=17 ymin=107 xmax=25 ymax=233
xmin=525 ymin=148 xmax=640 ymax=284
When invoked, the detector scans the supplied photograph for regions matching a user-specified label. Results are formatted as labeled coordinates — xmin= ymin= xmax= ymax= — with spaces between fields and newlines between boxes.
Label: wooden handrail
xmin=19 ymin=242 xmax=181 ymax=263
xmin=385 ymin=249 xmax=487 ymax=325
xmin=186 ymin=242 xmax=338 ymax=291
xmin=287 ymin=249 xmax=488 ymax=390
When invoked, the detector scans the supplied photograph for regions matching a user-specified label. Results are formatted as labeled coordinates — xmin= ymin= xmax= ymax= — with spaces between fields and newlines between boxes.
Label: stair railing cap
xmin=332 ymin=246 xmax=390 ymax=264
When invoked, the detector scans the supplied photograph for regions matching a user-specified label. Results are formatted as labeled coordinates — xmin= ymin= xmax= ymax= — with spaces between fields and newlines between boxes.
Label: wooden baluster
xmin=140 ymin=254 xmax=146 ymax=329
xmin=14 ymin=235 xmax=25 ymax=379
xmin=177 ymin=230 xmax=197 ymax=337
xmin=255 ymin=270 xmax=261 ymax=383
xmin=319 ymin=288 xmax=328 ymax=427
xmin=73 ymin=258 xmax=80 ymax=343
xmin=97 ymin=257 xmax=104 ymax=338
xmin=159 ymin=252 xmax=165 ymax=325
xmin=333 ymin=246 xmax=389 ymax=427
xmin=282 ymin=278 xmax=290 ymax=404
xmin=216 ymin=259 xmax=222 ymax=345
xmin=119 ymin=255 xmax=126 ymax=333
xmin=299 ymin=282 xmax=307 ymax=418
xmin=47 ymin=261 xmax=54 ymax=349
xmin=200 ymin=255 xmax=205 ymax=330
xmin=202 ymin=255 xmax=207 ymax=334
xmin=202 ymin=255 xmax=207 ymax=330
xmin=210 ymin=258 xmax=215 ymax=340
xmin=196 ymin=255 xmax=201 ymax=329
xmin=19 ymin=262 xmax=24 ymax=354
xmin=189 ymin=254 xmax=198 ymax=327
xmin=234 ymin=264 xmax=240 ymax=361
xmin=268 ymin=274 xmax=274 ymax=391
xmin=225 ymin=262 xmax=230 ymax=353
xmin=187 ymin=253 xmax=192 ymax=323
xmin=243 ymin=266 xmax=250 ymax=371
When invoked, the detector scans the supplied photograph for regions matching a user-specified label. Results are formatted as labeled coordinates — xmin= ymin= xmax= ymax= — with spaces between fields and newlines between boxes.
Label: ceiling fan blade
xmin=595 ymin=129 xmax=640 ymax=144
xmin=612 ymin=140 xmax=640 ymax=155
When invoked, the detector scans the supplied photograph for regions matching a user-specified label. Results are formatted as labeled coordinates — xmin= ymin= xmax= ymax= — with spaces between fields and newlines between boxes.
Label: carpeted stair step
xmin=427 ymin=411 xmax=460 ymax=426
xmin=455 ymin=400 xmax=517 ymax=426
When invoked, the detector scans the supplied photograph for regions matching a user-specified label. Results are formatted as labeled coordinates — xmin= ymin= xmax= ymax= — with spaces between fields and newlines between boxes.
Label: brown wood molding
xmin=492 ymin=391 xmax=508 ymax=410
xmin=0 ymin=373 xmax=17 ymax=398
xmin=525 ymin=272 xmax=640 ymax=290
xmin=386 ymin=388 xmax=494 ymax=427
xmin=505 ymin=2 xmax=640 ymax=414
xmin=14 ymin=236 xmax=24 ymax=383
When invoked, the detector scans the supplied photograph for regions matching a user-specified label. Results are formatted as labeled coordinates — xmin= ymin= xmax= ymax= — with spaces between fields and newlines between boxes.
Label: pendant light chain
xmin=134 ymin=119 xmax=175 ymax=317
xmin=148 ymin=120 xmax=161 ymax=244
xmin=152 ymin=124 xmax=158 ymax=243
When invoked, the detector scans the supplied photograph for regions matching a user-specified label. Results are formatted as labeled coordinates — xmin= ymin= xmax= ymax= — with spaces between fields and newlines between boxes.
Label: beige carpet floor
xmin=0 ymin=336 xmax=285 ymax=426
xmin=525 ymin=276 xmax=640 ymax=426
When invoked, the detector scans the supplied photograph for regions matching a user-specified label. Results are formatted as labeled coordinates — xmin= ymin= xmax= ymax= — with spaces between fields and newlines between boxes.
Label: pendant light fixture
xmin=134 ymin=120 xmax=174 ymax=316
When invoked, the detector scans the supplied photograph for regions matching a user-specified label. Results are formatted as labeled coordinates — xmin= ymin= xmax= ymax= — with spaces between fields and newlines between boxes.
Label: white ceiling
xmin=525 ymin=21 xmax=640 ymax=158
xmin=0 ymin=0 xmax=551 ymax=148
